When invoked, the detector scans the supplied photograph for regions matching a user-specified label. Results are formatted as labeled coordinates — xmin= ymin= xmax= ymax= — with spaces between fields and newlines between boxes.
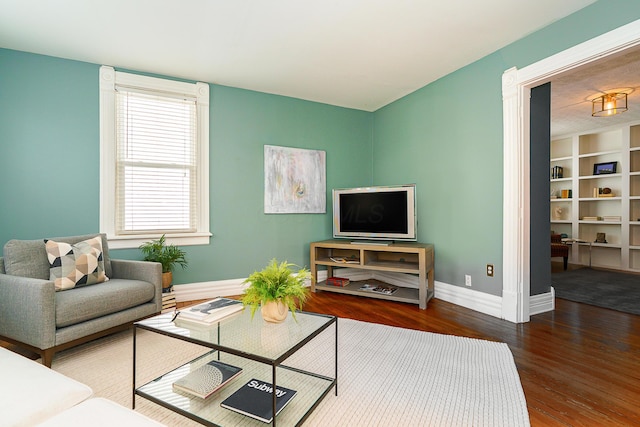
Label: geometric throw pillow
xmin=45 ymin=236 xmax=109 ymax=291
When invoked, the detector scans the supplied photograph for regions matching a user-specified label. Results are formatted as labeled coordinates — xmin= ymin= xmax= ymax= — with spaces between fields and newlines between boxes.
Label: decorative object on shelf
xmin=241 ymin=259 xmax=310 ymax=323
xmin=591 ymin=92 xmax=628 ymax=117
xmin=551 ymin=165 xmax=563 ymax=179
xmin=593 ymin=187 xmax=614 ymax=197
xmin=139 ymin=234 xmax=188 ymax=291
xmin=593 ymin=161 xmax=617 ymax=175
xmin=553 ymin=206 xmax=564 ymax=220
xmin=595 ymin=232 xmax=607 ymax=243
xmin=326 ymin=276 xmax=350 ymax=287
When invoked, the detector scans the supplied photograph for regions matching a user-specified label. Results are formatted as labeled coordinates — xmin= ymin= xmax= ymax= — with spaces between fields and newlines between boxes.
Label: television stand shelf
xmin=310 ymin=239 xmax=435 ymax=309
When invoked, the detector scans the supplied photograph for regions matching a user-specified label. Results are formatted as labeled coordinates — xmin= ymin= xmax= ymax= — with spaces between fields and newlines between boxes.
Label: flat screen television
xmin=332 ymin=184 xmax=417 ymax=242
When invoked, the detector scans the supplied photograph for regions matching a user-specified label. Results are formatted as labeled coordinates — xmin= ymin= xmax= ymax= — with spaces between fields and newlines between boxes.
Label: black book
xmin=220 ymin=378 xmax=297 ymax=423
xmin=172 ymin=359 xmax=242 ymax=399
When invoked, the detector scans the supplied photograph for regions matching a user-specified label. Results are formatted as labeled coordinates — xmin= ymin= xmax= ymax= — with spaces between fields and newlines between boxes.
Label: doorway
xmin=501 ymin=19 xmax=640 ymax=323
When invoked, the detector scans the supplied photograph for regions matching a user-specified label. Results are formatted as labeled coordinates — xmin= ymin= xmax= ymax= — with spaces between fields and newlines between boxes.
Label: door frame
xmin=501 ymin=19 xmax=640 ymax=323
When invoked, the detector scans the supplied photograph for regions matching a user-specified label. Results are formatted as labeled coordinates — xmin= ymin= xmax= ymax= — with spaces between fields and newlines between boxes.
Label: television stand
xmin=310 ymin=239 xmax=434 ymax=309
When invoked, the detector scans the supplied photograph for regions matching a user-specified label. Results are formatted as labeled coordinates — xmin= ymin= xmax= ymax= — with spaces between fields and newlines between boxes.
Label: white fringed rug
xmin=51 ymin=318 xmax=529 ymax=426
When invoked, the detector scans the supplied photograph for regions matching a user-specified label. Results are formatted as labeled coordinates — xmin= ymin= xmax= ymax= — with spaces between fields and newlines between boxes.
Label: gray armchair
xmin=0 ymin=233 xmax=162 ymax=367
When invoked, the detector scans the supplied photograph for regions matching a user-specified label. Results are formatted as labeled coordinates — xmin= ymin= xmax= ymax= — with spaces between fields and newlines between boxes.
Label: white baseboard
xmin=530 ymin=287 xmax=555 ymax=316
xmin=172 ymin=273 xmax=553 ymax=321
xmin=172 ymin=271 xmax=328 ymax=302
xmin=434 ymin=281 xmax=503 ymax=318
xmin=172 ymin=278 xmax=246 ymax=302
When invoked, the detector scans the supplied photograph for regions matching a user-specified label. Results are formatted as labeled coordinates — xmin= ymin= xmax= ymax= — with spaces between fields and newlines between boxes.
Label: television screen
xmin=332 ymin=185 xmax=417 ymax=241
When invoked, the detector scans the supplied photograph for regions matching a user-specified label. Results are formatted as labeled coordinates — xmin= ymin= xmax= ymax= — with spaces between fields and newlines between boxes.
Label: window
xmin=99 ymin=66 xmax=210 ymax=249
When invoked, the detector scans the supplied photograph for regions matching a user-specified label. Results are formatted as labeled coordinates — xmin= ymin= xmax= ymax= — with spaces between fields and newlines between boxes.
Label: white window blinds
xmin=115 ymin=89 xmax=198 ymax=234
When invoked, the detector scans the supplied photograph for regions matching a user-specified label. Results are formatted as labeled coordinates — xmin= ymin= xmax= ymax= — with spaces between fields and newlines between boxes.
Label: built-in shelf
xmin=551 ymin=122 xmax=640 ymax=271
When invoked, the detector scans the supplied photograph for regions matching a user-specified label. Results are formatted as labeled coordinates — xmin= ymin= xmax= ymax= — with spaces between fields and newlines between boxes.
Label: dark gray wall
xmin=530 ymin=83 xmax=551 ymax=295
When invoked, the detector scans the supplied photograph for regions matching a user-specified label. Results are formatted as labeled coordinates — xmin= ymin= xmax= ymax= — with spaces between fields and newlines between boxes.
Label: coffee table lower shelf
xmin=136 ymin=350 xmax=335 ymax=426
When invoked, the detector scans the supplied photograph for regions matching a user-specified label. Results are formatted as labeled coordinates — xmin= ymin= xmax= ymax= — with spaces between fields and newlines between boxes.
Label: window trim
xmin=99 ymin=65 xmax=210 ymax=249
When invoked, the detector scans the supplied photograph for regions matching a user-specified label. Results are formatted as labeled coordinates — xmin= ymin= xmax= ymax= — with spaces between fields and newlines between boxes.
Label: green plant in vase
xmin=241 ymin=259 xmax=310 ymax=323
xmin=139 ymin=235 xmax=188 ymax=291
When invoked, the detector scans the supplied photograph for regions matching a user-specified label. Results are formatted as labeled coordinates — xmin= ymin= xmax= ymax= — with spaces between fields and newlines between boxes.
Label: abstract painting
xmin=264 ymin=145 xmax=326 ymax=213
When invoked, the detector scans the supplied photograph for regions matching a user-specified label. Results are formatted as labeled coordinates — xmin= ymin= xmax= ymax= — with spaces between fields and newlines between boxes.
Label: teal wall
xmin=373 ymin=0 xmax=640 ymax=295
xmin=0 ymin=48 xmax=372 ymax=284
xmin=2 ymin=0 xmax=640 ymax=296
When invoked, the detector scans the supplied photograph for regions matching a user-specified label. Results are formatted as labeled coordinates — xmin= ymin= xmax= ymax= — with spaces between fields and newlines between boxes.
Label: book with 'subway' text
xmin=220 ymin=378 xmax=297 ymax=423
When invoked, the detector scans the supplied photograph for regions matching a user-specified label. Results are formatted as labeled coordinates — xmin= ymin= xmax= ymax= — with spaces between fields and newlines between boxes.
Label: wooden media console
xmin=310 ymin=239 xmax=434 ymax=309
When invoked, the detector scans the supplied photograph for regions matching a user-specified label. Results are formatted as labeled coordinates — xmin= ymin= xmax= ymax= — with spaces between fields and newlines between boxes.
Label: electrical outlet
xmin=465 ymin=274 xmax=472 ymax=286
xmin=487 ymin=264 xmax=494 ymax=277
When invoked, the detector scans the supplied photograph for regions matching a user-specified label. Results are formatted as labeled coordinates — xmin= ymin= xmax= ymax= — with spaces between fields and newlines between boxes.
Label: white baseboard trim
xmin=172 ymin=274 xmax=553 ymax=321
xmin=530 ymin=287 xmax=555 ymax=316
xmin=434 ymin=281 xmax=503 ymax=318
xmin=172 ymin=271 xmax=329 ymax=302
xmin=173 ymin=278 xmax=246 ymax=302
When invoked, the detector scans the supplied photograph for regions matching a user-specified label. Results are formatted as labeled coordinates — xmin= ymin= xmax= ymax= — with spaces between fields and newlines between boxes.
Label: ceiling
xmin=0 ymin=0 xmax=596 ymax=113
xmin=551 ymin=47 xmax=640 ymax=137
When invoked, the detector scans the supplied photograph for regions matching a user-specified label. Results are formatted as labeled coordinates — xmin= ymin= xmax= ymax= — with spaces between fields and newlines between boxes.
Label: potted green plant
xmin=139 ymin=235 xmax=188 ymax=291
xmin=241 ymin=259 xmax=311 ymax=323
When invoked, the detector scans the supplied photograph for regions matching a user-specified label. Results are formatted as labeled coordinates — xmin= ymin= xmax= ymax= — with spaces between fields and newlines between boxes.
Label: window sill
xmin=106 ymin=232 xmax=212 ymax=249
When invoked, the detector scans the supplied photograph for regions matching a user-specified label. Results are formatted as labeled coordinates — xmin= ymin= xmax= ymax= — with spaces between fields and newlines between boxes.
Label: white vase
xmin=261 ymin=301 xmax=288 ymax=323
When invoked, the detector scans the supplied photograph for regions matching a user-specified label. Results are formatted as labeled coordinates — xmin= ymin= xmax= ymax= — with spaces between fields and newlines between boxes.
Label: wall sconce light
xmin=591 ymin=92 xmax=628 ymax=117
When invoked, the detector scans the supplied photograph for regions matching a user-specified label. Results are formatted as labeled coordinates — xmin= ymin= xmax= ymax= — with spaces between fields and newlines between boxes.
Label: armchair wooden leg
xmin=42 ymin=348 xmax=55 ymax=368
xmin=563 ymin=256 xmax=568 ymax=270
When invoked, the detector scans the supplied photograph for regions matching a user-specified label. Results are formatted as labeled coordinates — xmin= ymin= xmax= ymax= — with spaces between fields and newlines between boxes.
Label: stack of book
xmin=162 ymin=290 xmax=176 ymax=313
xmin=603 ymin=216 xmax=621 ymax=222
xmin=582 ymin=216 xmax=601 ymax=221
xmin=175 ymin=297 xmax=243 ymax=326
xmin=326 ymin=276 xmax=350 ymax=287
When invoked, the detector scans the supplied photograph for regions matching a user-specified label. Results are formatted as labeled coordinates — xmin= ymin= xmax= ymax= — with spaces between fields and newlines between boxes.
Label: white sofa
xmin=0 ymin=347 xmax=164 ymax=427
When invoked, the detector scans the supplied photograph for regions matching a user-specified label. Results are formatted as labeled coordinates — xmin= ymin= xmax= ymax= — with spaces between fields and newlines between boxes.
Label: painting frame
xmin=264 ymin=145 xmax=326 ymax=214
xmin=593 ymin=161 xmax=617 ymax=175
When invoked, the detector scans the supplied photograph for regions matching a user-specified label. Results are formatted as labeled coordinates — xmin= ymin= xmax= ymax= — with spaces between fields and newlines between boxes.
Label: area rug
xmin=551 ymin=267 xmax=640 ymax=316
xmin=50 ymin=319 xmax=529 ymax=426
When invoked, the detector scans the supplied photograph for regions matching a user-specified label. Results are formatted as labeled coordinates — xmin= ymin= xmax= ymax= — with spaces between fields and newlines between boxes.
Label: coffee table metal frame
xmin=132 ymin=309 xmax=337 ymax=427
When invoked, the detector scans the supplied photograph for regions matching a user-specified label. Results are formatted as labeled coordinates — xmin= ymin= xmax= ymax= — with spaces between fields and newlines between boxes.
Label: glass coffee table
xmin=133 ymin=308 xmax=337 ymax=426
